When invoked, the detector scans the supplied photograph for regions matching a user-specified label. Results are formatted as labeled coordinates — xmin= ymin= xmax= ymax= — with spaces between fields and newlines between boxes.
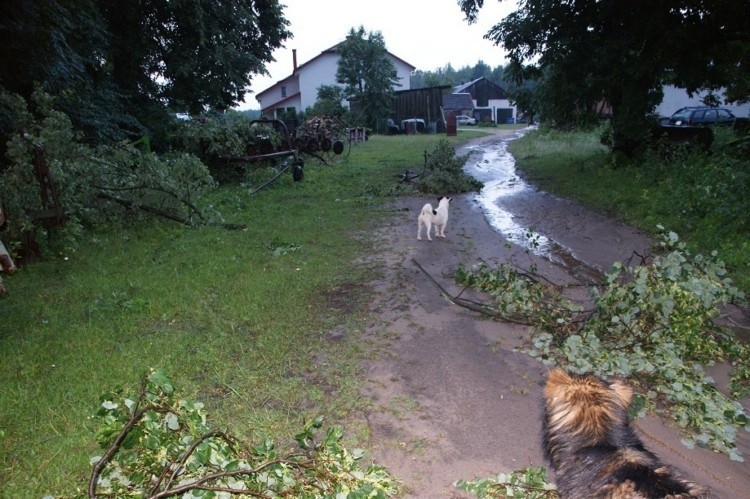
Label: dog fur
xmin=542 ymin=368 xmax=709 ymax=498
xmin=417 ymin=196 xmax=452 ymax=241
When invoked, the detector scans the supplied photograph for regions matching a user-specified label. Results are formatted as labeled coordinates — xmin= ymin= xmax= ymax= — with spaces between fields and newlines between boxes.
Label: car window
xmin=691 ymin=110 xmax=705 ymax=122
xmin=671 ymin=110 xmax=691 ymax=120
xmin=704 ymin=110 xmax=717 ymax=123
xmin=718 ymin=110 xmax=732 ymax=121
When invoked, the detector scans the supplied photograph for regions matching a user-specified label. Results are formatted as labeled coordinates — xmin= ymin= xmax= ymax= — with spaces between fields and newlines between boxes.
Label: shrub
xmin=0 ymin=89 xmax=219 ymax=259
xmin=416 ymin=139 xmax=483 ymax=194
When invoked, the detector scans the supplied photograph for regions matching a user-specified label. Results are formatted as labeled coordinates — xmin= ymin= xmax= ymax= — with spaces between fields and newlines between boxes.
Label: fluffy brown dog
xmin=542 ymin=368 xmax=709 ymax=498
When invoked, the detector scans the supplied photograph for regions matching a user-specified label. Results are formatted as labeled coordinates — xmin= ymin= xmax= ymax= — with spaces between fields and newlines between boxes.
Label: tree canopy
xmin=459 ymin=0 xmax=750 ymax=155
xmin=335 ymin=26 xmax=399 ymax=129
xmin=410 ymin=60 xmax=508 ymax=89
xmin=0 ymin=0 xmax=290 ymax=146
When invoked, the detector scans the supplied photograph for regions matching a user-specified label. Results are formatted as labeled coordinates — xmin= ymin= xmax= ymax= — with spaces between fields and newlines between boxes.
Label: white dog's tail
xmin=421 ymin=204 xmax=436 ymax=216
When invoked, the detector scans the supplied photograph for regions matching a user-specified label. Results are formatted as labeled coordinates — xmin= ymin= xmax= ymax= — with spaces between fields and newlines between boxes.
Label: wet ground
xmin=353 ymin=129 xmax=750 ymax=498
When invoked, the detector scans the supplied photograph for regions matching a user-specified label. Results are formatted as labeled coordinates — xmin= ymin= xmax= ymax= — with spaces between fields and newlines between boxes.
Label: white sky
xmin=237 ymin=0 xmax=516 ymax=110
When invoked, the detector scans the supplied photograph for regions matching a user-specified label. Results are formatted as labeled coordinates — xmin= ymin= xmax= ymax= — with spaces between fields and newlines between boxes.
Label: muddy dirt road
xmin=355 ymin=130 xmax=750 ymax=498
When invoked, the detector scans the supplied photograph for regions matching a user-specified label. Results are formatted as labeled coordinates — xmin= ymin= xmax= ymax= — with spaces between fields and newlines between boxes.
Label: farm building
xmin=255 ymin=43 xmax=415 ymax=119
xmin=454 ymin=77 xmax=517 ymax=124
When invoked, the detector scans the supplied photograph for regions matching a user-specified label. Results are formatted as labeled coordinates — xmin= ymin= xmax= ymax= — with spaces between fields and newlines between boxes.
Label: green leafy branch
xmin=86 ymin=368 xmax=398 ymax=498
xmin=455 ymin=466 xmax=559 ymax=498
xmin=454 ymin=229 xmax=750 ymax=460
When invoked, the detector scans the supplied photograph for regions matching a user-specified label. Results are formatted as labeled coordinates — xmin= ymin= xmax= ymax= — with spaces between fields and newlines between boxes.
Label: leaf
xmin=165 ymin=412 xmax=180 ymax=431
xmin=101 ymin=400 xmax=118 ymax=410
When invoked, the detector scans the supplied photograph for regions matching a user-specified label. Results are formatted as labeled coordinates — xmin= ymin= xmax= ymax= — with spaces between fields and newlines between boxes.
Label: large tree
xmin=335 ymin=26 xmax=399 ymax=129
xmin=459 ymin=0 xmax=750 ymax=155
xmin=99 ymin=0 xmax=290 ymax=114
xmin=0 ymin=0 xmax=290 ymax=144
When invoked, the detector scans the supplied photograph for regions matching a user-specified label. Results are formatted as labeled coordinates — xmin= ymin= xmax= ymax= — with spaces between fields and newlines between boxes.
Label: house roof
xmin=453 ymin=77 xmax=484 ymax=94
xmin=453 ymin=77 xmax=508 ymax=98
xmin=443 ymin=92 xmax=475 ymax=111
xmin=255 ymin=42 xmax=416 ymax=100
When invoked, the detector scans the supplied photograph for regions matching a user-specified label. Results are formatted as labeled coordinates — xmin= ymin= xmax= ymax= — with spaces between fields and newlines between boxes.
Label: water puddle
xmin=464 ymin=129 xmax=604 ymax=283
xmin=464 ymin=130 xmax=551 ymax=256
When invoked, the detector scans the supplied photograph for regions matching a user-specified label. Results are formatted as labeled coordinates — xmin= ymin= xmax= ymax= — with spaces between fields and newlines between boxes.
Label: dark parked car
xmin=386 ymin=119 xmax=400 ymax=135
xmin=668 ymin=106 xmax=736 ymax=126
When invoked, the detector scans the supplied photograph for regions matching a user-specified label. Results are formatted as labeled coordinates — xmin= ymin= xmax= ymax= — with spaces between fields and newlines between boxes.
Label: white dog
xmin=417 ymin=196 xmax=452 ymax=241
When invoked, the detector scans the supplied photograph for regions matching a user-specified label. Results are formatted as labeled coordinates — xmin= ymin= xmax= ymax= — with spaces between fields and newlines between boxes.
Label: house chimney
xmin=292 ymin=49 xmax=297 ymax=71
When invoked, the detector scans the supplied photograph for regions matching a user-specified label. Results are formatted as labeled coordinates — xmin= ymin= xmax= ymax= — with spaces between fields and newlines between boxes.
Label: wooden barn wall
xmin=391 ymin=88 xmax=448 ymax=124
xmin=469 ymin=80 xmax=507 ymax=106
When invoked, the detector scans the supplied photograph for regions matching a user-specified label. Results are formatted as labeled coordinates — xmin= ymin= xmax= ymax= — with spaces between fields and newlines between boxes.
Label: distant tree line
xmin=410 ymin=60 xmax=509 ymax=90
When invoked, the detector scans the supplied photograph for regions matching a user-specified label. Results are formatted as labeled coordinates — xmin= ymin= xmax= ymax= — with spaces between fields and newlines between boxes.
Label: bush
xmin=170 ymin=112 xmax=284 ymax=183
xmin=0 ymin=89 xmax=219 ymax=260
xmin=416 ymin=140 xmax=483 ymax=194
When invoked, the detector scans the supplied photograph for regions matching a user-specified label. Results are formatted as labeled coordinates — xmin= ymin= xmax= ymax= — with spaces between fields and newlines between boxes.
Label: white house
xmin=656 ymin=85 xmax=750 ymax=118
xmin=255 ymin=44 xmax=415 ymax=119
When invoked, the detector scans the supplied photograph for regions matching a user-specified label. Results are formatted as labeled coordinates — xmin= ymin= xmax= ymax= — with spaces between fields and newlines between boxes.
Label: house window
xmin=281 ymin=86 xmax=287 ymax=98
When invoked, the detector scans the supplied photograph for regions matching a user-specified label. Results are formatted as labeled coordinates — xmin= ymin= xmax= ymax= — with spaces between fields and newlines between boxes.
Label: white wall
xmin=262 ymin=51 xmax=413 ymax=114
xmin=392 ymin=59 xmax=413 ymax=91
xmin=298 ymin=53 xmax=341 ymax=111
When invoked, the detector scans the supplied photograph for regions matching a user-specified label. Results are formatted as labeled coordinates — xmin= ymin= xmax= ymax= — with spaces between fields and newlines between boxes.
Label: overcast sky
xmin=237 ymin=0 xmax=516 ymax=109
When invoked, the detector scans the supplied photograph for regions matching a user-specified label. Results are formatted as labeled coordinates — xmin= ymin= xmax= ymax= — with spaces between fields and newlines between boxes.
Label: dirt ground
xmin=355 ymin=130 xmax=750 ymax=498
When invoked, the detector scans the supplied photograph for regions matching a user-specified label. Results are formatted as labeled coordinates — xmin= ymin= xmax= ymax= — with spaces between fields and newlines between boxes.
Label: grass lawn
xmin=0 ymin=130 xmax=486 ymax=497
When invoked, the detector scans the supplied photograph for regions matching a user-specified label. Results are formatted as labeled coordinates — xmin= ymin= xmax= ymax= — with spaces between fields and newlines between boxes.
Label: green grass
xmin=0 ymin=132 xmax=480 ymax=497
xmin=510 ymin=127 xmax=750 ymax=293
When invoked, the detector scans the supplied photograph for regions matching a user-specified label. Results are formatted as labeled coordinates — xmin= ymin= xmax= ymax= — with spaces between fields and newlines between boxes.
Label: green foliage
xmin=170 ymin=112 xmax=284 ymax=182
xmin=410 ymin=61 xmax=509 ymax=90
xmin=0 ymin=133 xmax=482 ymax=495
xmin=455 ymin=261 xmax=576 ymax=328
xmin=336 ymin=26 xmax=398 ymax=129
xmin=457 ymin=230 xmax=749 ymax=460
xmin=455 ymin=467 xmax=559 ymax=498
xmin=416 ymin=140 xmax=484 ymax=194
xmin=0 ymin=1 xmax=290 ymax=147
xmin=645 ymin=138 xmax=750 ymax=242
xmin=306 ymin=85 xmax=351 ymax=121
xmin=459 ymin=1 xmax=750 ymax=155
xmin=510 ymin=128 xmax=750 ymax=293
xmin=89 ymin=368 xmax=399 ymax=497
xmin=0 ymin=88 xmax=218 ymax=258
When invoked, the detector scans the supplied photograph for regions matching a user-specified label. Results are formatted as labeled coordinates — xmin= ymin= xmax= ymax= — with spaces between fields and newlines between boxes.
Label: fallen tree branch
xmin=412 ymin=258 xmax=531 ymax=325
xmin=96 ymin=192 xmax=246 ymax=231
